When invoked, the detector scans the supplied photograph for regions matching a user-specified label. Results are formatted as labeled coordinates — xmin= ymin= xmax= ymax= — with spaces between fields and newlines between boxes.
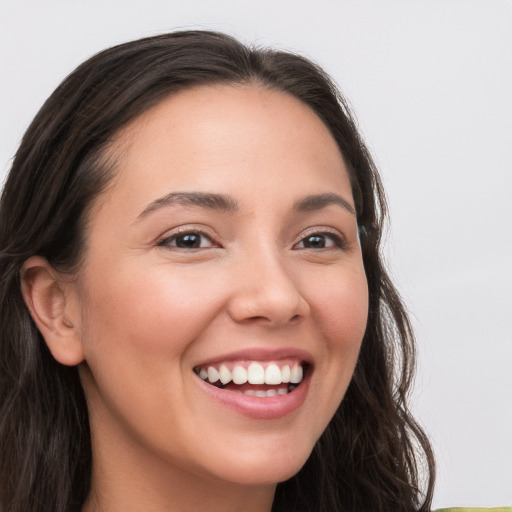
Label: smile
xmin=194 ymin=359 xmax=306 ymax=397
xmin=193 ymin=349 xmax=313 ymax=419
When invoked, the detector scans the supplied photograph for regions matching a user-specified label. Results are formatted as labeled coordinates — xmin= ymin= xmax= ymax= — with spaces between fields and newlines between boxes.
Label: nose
xmin=226 ymin=249 xmax=310 ymax=327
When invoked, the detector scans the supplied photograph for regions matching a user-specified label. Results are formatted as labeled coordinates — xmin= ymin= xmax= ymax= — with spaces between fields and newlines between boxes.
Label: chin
xmin=197 ymin=442 xmax=314 ymax=487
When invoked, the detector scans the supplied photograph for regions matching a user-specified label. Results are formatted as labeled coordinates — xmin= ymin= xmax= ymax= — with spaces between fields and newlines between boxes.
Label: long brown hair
xmin=0 ymin=30 xmax=435 ymax=512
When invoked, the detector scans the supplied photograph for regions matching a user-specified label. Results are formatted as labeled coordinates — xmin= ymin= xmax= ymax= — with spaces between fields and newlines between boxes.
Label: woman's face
xmin=74 ymin=85 xmax=368 ymax=488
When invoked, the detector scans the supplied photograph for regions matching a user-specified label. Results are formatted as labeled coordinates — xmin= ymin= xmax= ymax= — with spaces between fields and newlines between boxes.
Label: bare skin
xmin=22 ymin=85 xmax=368 ymax=512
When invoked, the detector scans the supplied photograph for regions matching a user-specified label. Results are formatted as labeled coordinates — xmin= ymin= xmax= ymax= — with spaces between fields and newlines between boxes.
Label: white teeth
xmin=244 ymin=388 xmax=288 ymax=397
xmin=219 ymin=364 xmax=232 ymax=385
xmin=281 ymin=365 xmax=291 ymax=383
xmin=207 ymin=366 xmax=219 ymax=383
xmin=232 ymin=365 xmax=248 ymax=385
xmin=290 ymin=364 xmax=303 ymax=384
xmin=247 ymin=363 xmax=265 ymax=384
xmin=200 ymin=361 xmax=305 ymax=387
xmin=264 ymin=363 xmax=282 ymax=385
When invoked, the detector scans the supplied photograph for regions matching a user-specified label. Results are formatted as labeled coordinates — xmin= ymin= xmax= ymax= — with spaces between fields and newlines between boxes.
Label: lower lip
xmin=196 ymin=374 xmax=311 ymax=420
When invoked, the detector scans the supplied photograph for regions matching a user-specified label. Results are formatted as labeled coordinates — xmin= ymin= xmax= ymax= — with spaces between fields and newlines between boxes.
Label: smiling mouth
xmin=193 ymin=359 xmax=308 ymax=397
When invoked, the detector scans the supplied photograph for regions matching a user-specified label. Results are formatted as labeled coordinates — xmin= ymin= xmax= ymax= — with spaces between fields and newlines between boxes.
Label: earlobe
xmin=21 ymin=256 xmax=85 ymax=366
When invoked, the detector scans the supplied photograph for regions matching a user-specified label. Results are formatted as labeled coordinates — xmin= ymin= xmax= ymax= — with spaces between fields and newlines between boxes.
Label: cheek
xmin=80 ymin=262 xmax=226 ymax=357
xmin=76 ymin=263 xmax=229 ymax=451
xmin=304 ymin=265 xmax=368 ymax=420
xmin=308 ymin=265 xmax=369 ymax=350
xmin=76 ymin=262 xmax=229 ymax=427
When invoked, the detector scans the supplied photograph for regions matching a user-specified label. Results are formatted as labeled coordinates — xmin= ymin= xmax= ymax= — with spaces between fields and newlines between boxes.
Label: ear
xmin=21 ymin=256 xmax=85 ymax=366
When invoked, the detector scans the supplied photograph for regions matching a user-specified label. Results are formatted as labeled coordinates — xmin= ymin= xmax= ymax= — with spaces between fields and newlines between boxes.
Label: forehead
xmin=97 ymin=84 xmax=352 ymax=217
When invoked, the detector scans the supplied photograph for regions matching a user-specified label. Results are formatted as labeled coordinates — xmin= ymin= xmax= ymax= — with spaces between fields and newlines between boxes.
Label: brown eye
xmin=294 ymin=232 xmax=344 ymax=250
xmin=302 ymin=234 xmax=327 ymax=248
xmin=158 ymin=231 xmax=217 ymax=249
xmin=175 ymin=233 xmax=203 ymax=248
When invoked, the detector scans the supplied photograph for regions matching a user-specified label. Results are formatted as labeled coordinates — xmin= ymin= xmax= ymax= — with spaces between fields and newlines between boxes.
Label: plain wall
xmin=1 ymin=0 xmax=511 ymax=508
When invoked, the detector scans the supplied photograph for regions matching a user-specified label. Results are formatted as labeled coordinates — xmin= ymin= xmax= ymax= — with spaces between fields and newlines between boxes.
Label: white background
xmin=1 ymin=0 xmax=511 ymax=508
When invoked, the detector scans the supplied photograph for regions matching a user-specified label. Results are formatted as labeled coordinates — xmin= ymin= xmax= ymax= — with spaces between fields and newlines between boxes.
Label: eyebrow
xmin=293 ymin=193 xmax=356 ymax=216
xmin=137 ymin=190 xmax=355 ymax=220
xmin=137 ymin=192 xmax=239 ymax=219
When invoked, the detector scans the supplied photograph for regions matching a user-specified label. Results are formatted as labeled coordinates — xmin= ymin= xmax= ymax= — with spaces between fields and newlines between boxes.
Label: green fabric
xmin=436 ymin=508 xmax=512 ymax=512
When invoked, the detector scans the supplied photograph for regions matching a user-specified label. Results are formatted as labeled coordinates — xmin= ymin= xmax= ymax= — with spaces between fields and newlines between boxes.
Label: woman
xmin=0 ymin=31 xmax=435 ymax=511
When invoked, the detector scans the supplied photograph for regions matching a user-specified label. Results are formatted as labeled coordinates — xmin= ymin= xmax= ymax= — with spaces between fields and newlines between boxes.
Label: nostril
xmin=243 ymin=315 xmax=271 ymax=324
xmin=242 ymin=313 xmax=303 ymax=326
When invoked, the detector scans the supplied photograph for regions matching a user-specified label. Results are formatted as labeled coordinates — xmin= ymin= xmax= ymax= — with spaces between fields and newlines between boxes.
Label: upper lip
xmin=194 ymin=347 xmax=314 ymax=368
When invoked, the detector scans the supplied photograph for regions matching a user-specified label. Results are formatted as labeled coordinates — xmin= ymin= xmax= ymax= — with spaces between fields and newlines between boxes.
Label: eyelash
xmin=293 ymin=230 xmax=346 ymax=250
xmin=157 ymin=227 xmax=346 ymax=252
xmin=156 ymin=228 xmax=219 ymax=250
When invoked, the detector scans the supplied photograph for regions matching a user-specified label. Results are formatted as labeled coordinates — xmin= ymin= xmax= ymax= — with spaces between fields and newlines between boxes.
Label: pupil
xmin=176 ymin=234 xmax=201 ymax=248
xmin=305 ymin=235 xmax=325 ymax=248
